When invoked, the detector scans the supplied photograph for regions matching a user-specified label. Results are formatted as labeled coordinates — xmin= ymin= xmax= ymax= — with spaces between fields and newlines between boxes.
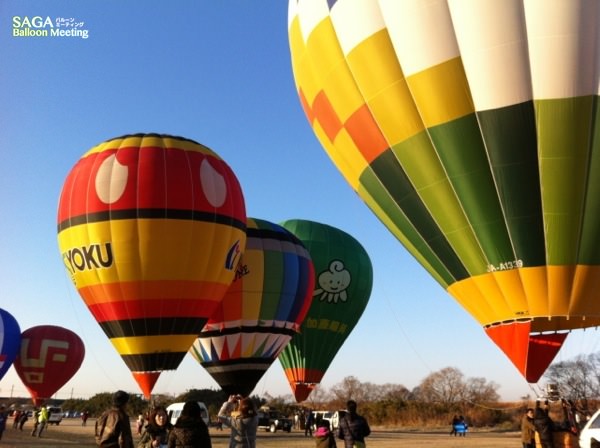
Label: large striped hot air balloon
xmin=190 ymin=217 xmax=314 ymax=396
xmin=288 ymin=0 xmax=600 ymax=382
xmin=278 ymin=219 xmax=373 ymax=402
xmin=0 ymin=308 xmax=21 ymax=382
xmin=57 ymin=133 xmax=246 ymax=397
xmin=14 ymin=325 xmax=84 ymax=406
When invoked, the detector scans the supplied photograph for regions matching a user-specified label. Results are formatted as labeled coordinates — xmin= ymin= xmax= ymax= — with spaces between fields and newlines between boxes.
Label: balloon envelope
xmin=14 ymin=325 xmax=84 ymax=405
xmin=288 ymin=0 xmax=600 ymax=382
xmin=0 ymin=308 xmax=21 ymax=382
xmin=191 ymin=217 xmax=315 ymax=396
xmin=57 ymin=134 xmax=246 ymax=397
xmin=278 ymin=219 xmax=373 ymax=402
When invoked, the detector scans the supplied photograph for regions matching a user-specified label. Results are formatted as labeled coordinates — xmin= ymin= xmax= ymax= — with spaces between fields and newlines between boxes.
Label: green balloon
xmin=278 ymin=219 xmax=373 ymax=402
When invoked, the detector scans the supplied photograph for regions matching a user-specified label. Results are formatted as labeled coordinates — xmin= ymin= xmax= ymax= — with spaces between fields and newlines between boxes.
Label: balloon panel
xmin=191 ymin=217 xmax=315 ymax=396
xmin=278 ymin=219 xmax=373 ymax=399
xmin=0 ymin=308 xmax=21 ymax=382
xmin=289 ymin=0 xmax=600 ymax=381
xmin=57 ymin=134 xmax=246 ymax=388
xmin=14 ymin=325 xmax=84 ymax=405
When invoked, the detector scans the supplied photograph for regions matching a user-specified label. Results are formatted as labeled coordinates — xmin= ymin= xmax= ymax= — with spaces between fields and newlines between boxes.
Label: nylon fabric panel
xmin=406 ymin=58 xmax=474 ymax=127
xmin=579 ymin=101 xmax=600 ymax=263
xmin=366 ymin=149 xmax=468 ymax=283
xmin=476 ymin=103 xmax=545 ymax=267
xmin=429 ymin=116 xmax=510 ymax=273
xmin=121 ymin=352 xmax=187 ymax=373
xmin=100 ymin=317 xmax=207 ymax=338
xmin=59 ymin=220 xmax=243 ymax=286
xmin=358 ymin=184 xmax=453 ymax=288
xmin=537 ymin=97 xmax=594 ymax=265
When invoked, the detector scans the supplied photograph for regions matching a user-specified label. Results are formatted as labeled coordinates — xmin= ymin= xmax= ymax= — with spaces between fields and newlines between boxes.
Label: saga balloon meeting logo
xmin=12 ymin=15 xmax=89 ymax=39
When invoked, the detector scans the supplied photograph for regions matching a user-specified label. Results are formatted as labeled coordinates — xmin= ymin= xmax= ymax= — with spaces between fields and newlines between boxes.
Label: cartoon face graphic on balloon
xmin=314 ymin=260 xmax=351 ymax=303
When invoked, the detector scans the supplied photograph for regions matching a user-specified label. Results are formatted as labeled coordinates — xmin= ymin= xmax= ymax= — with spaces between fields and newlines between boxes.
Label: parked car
xmin=47 ymin=406 xmax=63 ymax=425
xmin=312 ymin=410 xmax=346 ymax=430
xmin=166 ymin=402 xmax=209 ymax=426
xmin=257 ymin=409 xmax=293 ymax=433
xmin=579 ymin=408 xmax=600 ymax=448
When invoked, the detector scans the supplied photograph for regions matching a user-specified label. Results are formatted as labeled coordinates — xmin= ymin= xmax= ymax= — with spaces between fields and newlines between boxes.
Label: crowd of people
xmin=91 ymin=391 xmax=371 ymax=448
xmin=0 ymin=391 xmax=372 ymax=448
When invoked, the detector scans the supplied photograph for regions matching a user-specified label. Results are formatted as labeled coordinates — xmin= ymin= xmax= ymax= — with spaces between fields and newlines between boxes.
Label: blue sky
xmin=1 ymin=1 xmax=596 ymax=403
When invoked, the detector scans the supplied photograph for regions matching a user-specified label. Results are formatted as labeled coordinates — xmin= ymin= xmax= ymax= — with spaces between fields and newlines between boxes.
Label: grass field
xmin=0 ymin=418 xmax=522 ymax=447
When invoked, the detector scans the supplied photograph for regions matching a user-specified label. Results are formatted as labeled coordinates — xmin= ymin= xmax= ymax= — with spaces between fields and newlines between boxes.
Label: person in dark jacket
xmin=337 ymin=400 xmax=370 ymax=448
xmin=534 ymin=401 xmax=555 ymax=448
xmin=138 ymin=406 xmax=172 ymax=448
xmin=167 ymin=401 xmax=211 ymax=448
xmin=95 ymin=390 xmax=134 ymax=448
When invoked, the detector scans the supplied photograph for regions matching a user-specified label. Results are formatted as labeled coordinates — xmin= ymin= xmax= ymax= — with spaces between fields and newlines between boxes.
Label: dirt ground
xmin=0 ymin=418 xmax=522 ymax=447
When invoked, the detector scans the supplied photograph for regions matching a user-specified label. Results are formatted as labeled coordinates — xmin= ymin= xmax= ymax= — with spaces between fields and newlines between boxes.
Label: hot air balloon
xmin=0 ymin=308 xmax=21 ymax=382
xmin=57 ymin=133 xmax=246 ymax=397
xmin=278 ymin=219 xmax=373 ymax=402
xmin=288 ymin=0 xmax=600 ymax=382
xmin=14 ymin=325 xmax=84 ymax=405
xmin=190 ymin=217 xmax=315 ymax=396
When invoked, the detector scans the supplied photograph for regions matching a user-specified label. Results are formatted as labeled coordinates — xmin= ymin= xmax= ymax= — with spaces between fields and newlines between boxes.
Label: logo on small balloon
xmin=313 ymin=260 xmax=351 ymax=303
xmin=225 ymin=240 xmax=241 ymax=271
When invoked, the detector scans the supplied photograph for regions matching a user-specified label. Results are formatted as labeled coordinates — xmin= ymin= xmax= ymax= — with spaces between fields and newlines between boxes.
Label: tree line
xmin=52 ymin=352 xmax=600 ymax=430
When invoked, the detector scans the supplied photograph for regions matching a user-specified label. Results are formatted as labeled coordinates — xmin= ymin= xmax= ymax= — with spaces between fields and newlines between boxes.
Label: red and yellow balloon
xmin=57 ymin=133 xmax=246 ymax=397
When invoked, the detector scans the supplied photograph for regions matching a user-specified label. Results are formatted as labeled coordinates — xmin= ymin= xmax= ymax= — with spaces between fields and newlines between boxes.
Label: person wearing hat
xmin=95 ymin=390 xmax=134 ymax=448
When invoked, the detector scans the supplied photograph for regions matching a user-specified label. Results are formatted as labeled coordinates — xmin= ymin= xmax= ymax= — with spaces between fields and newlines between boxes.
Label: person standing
xmin=139 ymin=406 xmax=173 ymax=448
xmin=0 ymin=405 xmax=8 ymax=441
xmin=218 ymin=395 xmax=258 ymax=448
xmin=136 ymin=414 xmax=146 ymax=436
xmin=337 ymin=400 xmax=371 ymax=448
xmin=305 ymin=409 xmax=314 ymax=437
xmin=30 ymin=408 xmax=40 ymax=436
xmin=95 ymin=390 xmax=135 ymax=448
xmin=534 ymin=400 xmax=555 ymax=448
xmin=168 ymin=401 xmax=211 ymax=448
xmin=521 ymin=408 xmax=536 ymax=448
xmin=34 ymin=406 xmax=49 ymax=437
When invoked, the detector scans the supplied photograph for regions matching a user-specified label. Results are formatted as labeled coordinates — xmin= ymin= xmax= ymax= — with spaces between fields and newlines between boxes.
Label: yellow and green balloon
xmin=288 ymin=0 xmax=600 ymax=382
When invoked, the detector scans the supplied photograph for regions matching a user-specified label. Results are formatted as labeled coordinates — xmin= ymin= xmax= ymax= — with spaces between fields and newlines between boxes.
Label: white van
xmin=166 ymin=402 xmax=209 ymax=426
xmin=47 ymin=406 xmax=63 ymax=425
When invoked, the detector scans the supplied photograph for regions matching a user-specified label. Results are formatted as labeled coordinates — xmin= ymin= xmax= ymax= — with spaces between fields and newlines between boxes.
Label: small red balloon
xmin=14 ymin=325 xmax=85 ymax=405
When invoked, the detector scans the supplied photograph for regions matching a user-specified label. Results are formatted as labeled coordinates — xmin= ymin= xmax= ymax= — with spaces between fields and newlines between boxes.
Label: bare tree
xmin=329 ymin=376 xmax=373 ymax=404
xmin=544 ymin=353 xmax=600 ymax=401
xmin=416 ymin=367 xmax=467 ymax=404
xmin=464 ymin=376 xmax=500 ymax=403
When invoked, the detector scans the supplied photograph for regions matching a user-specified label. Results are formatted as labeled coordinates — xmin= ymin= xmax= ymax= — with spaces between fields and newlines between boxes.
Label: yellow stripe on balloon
xmin=82 ymin=134 xmax=220 ymax=157
xmin=111 ymin=335 xmax=196 ymax=355
xmin=59 ymin=220 xmax=244 ymax=287
xmin=406 ymin=57 xmax=474 ymax=127
xmin=448 ymin=265 xmax=600 ymax=329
